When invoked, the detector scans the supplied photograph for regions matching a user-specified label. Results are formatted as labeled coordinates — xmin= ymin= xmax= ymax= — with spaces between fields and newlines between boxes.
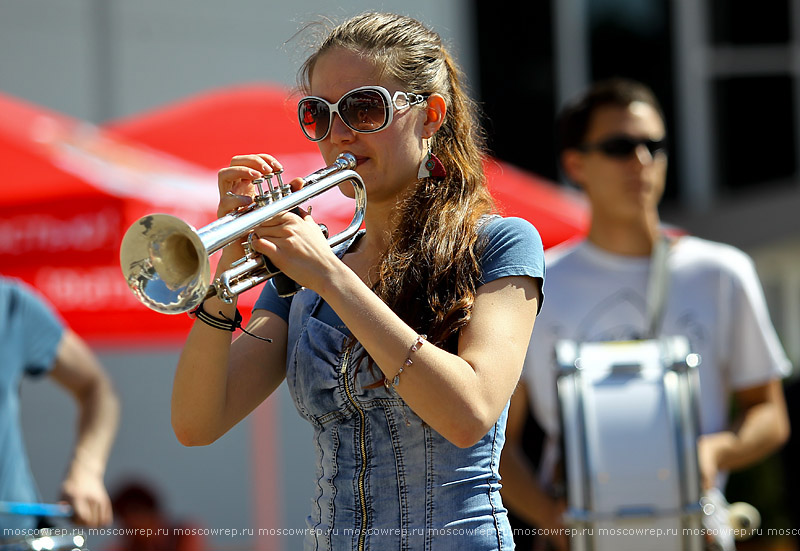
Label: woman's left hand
xmin=248 ymin=207 xmax=342 ymax=293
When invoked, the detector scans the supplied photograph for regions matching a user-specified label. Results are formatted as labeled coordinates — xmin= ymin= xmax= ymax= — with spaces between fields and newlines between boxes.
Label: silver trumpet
xmin=120 ymin=153 xmax=365 ymax=314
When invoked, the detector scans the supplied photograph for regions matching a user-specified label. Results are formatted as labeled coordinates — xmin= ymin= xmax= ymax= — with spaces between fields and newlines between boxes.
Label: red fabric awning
xmin=0 ymin=92 xmax=219 ymax=345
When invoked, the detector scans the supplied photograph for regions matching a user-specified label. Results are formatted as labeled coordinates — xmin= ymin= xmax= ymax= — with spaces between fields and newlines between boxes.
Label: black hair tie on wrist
xmin=190 ymin=303 xmax=272 ymax=343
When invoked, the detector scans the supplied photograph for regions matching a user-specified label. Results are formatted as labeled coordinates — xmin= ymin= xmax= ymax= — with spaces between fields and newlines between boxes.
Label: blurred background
xmin=1 ymin=0 xmax=798 ymax=549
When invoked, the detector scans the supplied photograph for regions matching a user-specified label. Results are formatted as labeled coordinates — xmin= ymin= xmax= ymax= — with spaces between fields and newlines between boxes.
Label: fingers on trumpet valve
xmin=228 ymin=153 xmax=283 ymax=173
xmin=217 ymin=165 xmax=271 ymax=217
xmin=220 ymin=154 xmax=282 ymax=189
xmin=218 ymin=166 xmax=265 ymax=193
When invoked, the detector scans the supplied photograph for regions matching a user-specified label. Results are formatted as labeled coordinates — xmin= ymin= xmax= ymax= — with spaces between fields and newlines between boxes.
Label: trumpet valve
xmin=267 ymin=173 xmax=284 ymax=202
xmin=252 ymin=177 xmax=270 ymax=206
xmin=276 ymin=170 xmax=291 ymax=197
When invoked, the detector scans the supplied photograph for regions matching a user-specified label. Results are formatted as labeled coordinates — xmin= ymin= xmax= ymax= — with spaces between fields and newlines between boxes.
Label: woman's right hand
xmin=216 ymin=154 xmax=284 ymax=218
xmin=214 ymin=154 xmax=285 ymax=266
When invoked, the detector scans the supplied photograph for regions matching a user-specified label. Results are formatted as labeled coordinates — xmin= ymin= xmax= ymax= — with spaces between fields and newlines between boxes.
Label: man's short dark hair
xmin=555 ymin=78 xmax=665 ymax=157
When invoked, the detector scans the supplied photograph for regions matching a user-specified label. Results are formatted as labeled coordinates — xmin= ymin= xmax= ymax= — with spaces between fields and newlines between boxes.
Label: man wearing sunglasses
xmin=500 ymin=78 xmax=791 ymax=550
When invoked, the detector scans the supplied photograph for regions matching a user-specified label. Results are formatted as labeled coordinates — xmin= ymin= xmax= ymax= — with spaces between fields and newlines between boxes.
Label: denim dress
xmin=286 ymin=287 xmax=514 ymax=551
xmin=256 ymin=217 xmax=545 ymax=551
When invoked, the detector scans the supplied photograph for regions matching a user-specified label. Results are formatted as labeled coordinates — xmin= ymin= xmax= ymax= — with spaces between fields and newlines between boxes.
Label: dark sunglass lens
xmin=341 ymin=90 xmax=388 ymax=132
xmin=646 ymin=139 xmax=667 ymax=156
xmin=299 ymin=100 xmax=329 ymax=140
xmin=599 ymin=137 xmax=637 ymax=157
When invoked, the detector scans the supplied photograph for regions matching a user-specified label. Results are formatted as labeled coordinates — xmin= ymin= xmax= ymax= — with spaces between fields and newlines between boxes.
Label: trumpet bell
xmin=120 ymin=214 xmax=211 ymax=314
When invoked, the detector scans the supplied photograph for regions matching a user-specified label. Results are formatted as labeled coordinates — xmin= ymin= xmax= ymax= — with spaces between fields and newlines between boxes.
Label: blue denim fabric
xmin=285 ymin=287 xmax=514 ymax=551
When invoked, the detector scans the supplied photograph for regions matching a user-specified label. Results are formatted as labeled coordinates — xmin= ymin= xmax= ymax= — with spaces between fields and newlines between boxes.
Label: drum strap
xmin=644 ymin=235 xmax=671 ymax=339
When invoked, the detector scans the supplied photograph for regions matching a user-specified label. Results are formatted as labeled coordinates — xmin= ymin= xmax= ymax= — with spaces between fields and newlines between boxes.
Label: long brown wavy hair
xmin=298 ymin=13 xmax=495 ymax=351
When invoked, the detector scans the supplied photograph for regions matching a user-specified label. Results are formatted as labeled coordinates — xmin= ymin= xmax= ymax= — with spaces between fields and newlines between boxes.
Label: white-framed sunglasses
xmin=297 ymin=85 xmax=429 ymax=142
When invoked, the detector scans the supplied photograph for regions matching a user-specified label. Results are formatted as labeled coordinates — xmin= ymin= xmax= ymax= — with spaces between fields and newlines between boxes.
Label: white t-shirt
xmin=523 ymin=236 xmax=792 ymax=486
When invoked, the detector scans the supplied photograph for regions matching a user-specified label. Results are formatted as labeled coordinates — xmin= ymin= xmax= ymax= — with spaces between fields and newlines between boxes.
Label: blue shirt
xmin=0 ymin=277 xmax=64 ymax=530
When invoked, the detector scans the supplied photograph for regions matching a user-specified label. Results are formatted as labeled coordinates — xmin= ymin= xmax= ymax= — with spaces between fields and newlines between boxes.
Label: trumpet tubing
xmin=120 ymin=153 xmax=365 ymax=314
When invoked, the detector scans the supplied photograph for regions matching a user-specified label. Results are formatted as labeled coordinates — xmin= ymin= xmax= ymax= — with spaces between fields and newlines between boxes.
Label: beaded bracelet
xmin=384 ymin=334 xmax=427 ymax=391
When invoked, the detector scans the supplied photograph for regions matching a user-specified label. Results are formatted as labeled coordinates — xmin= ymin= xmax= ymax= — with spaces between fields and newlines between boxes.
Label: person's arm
xmin=49 ymin=329 xmax=120 ymax=527
xmin=170 ymin=296 xmax=289 ymax=446
xmin=372 ymin=273 xmax=539 ymax=447
xmin=698 ymin=378 xmax=790 ymax=489
xmin=696 ymin=247 xmax=791 ymax=488
xmin=324 ymin=267 xmax=539 ymax=447
xmin=170 ymin=155 xmax=294 ymax=447
xmin=500 ymin=382 xmax=568 ymax=551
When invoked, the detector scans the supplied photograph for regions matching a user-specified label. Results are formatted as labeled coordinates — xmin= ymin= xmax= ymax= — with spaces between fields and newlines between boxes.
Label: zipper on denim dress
xmin=341 ymin=344 xmax=368 ymax=551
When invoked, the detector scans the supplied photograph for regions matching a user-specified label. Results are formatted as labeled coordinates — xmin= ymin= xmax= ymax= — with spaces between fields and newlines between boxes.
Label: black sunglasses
xmin=577 ymin=135 xmax=668 ymax=159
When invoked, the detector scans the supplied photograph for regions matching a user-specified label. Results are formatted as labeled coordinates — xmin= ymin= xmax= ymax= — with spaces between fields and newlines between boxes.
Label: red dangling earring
xmin=418 ymin=150 xmax=447 ymax=180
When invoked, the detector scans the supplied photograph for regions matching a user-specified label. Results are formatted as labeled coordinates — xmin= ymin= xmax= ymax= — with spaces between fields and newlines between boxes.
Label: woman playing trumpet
xmin=171 ymin=12 xmax=544 ymax=550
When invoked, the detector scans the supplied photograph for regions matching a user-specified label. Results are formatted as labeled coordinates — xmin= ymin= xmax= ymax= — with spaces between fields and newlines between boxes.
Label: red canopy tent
xmin=0 ymin=92 xmax=221 ymax=345
xmin=483 ymin=159 xmax=588 ymax=249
